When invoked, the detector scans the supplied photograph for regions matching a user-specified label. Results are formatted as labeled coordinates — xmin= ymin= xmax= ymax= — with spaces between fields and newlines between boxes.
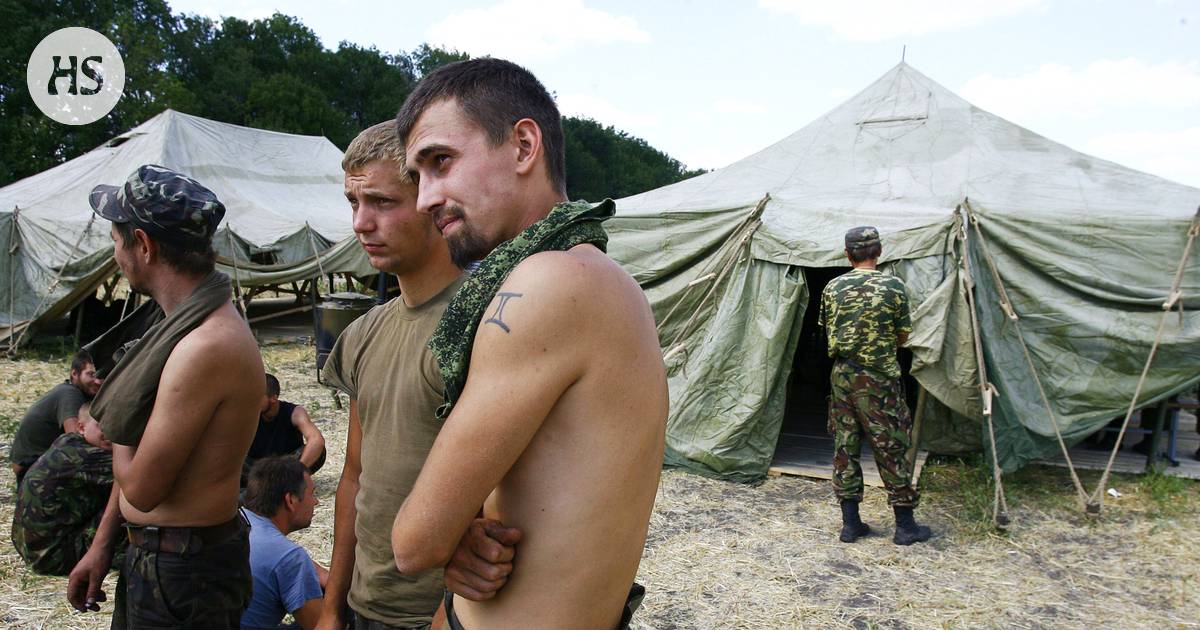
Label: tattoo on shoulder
xmin=485 ymin=292 xmax=524 ymax=333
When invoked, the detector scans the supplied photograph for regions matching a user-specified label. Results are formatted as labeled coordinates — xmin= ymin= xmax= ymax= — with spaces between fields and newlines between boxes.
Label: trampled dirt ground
xmin=2 ymin=342 xmax=1197 ymax=629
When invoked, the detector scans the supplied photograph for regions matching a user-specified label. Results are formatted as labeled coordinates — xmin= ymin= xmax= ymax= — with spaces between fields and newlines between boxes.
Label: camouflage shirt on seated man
xmin=11 ymin=432 xmax=116 ymax=576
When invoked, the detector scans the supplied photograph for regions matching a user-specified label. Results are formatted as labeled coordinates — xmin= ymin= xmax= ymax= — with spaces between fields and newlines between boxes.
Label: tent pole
xmin=957 ymin=205 xmax=1011 ymax=528
xmin=906 ymin=384 xmax=927 ymax=479
xmin=73 ymin=298 xmax=86 ymax=347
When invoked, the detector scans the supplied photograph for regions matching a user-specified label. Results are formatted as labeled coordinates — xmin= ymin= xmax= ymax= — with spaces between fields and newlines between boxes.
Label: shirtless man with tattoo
xmin=390 ymin=58 xmax=668 ymax=630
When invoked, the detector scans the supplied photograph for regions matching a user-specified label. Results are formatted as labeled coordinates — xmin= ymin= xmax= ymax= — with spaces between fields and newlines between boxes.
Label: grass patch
xmin=923 ymin=452 xmax=1200 ymax=534
xmin=0 ymin=413 xmax=16 ymax=442
xmin=1138 ymin=468 xmax=1196 ymax=516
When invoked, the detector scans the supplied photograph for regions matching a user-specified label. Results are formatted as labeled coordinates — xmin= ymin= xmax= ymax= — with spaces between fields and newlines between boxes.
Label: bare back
xmin=117 ymin=302 xmax=264 ymax=526
xmin=456 ymin=246 xmax=667 ymax=629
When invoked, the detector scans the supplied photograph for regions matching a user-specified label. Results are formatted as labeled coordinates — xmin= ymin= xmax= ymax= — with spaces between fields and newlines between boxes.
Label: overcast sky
xmin=169 ymin=0 xmax=1200 ymax=188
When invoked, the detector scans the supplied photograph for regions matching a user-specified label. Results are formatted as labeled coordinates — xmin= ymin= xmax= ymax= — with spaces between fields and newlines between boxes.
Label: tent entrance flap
xmin=774 ymin=266 xmax=920 ymax=460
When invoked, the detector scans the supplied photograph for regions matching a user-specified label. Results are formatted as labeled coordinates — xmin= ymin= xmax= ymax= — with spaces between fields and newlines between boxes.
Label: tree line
xmin=0 ymin=0 xmax=703 ymax=201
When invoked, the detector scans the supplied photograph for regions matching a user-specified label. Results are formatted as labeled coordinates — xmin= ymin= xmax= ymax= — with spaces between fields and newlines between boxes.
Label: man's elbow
xmin=391 ymin=527 xmax=451 ymax=575
xmin=120 ymin=481 xmax=167 ymax=513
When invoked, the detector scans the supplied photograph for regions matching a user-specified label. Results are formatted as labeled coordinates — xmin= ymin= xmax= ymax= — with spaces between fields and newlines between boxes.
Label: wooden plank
xmin=770 ymin=433 xmax=928 ymax=487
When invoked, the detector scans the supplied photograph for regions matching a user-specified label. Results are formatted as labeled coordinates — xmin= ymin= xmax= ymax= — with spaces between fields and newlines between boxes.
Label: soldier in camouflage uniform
xmin=820 ymin=226 xmax=932 ymax=546
xmin=11 ymin=405 xmax=122 ymax=575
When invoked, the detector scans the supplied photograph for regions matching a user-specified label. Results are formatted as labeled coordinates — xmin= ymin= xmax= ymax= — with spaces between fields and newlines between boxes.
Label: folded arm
xmin=112 ymin=333 xmax=227 ymax=512
xmin=391 ymin=259 xmax=584 ymax=573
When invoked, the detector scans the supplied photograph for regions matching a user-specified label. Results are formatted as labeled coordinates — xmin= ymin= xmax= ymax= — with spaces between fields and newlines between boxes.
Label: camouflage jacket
xmin=819 ymin=268 xmax=912 ymax=379
xmin=11 ymin=432 xmax=114 ymax=575
xmin=428 ymin=200 xmax=613 ymax=419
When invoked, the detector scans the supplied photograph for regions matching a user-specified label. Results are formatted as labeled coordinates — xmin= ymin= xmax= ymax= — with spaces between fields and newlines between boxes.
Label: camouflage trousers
xmin=829 ymin=361 xmax=919 ymax=507
xmin=111 ymin=519 xmax=251 ymax=629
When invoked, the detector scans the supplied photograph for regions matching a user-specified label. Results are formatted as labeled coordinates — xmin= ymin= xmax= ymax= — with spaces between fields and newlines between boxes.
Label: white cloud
xmin=426 ymin=0 xmax=650 ymax=59
xmin=960 ymin=58 xmax=1200 ymax=121
xmin=557 ymin=93 xmax=661 ymax=131
xmin=712 ymin=99 xmax=768 ymax=115
xmin=1086 ymin=128 xmax=1200 ymax=188
xmin=758 ymin=0 xmax=1044 ymax=42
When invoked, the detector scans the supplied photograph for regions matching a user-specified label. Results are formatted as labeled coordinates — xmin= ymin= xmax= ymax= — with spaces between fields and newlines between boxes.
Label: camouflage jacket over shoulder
xmin=819 ymin=268 xmax=912 ymax=379
xmin=11 ymin=432 xmax=114 ymax=575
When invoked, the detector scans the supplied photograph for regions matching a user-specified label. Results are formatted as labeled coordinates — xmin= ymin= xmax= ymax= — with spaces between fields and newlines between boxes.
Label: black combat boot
xmin=892 ymin=505 xmax=932 ymax=545
xmin=839 ymin=500 xmax=871 ymax=543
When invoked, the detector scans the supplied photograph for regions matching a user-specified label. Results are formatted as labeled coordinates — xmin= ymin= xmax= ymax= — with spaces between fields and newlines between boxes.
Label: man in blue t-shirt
xmin=241 ymin=456 xmax=327 ymax=630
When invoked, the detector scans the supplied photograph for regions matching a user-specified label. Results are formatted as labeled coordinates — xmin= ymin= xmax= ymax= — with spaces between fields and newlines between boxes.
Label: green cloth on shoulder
xmin=428 ymin=199 xmax=614 ymax=419
xmin=90 ymin=271 xmax=232 ymax=445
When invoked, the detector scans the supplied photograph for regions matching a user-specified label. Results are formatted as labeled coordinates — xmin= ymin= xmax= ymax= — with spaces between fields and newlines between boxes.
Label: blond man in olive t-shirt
xmin=316 ymin=122 xmax=469 ymax=629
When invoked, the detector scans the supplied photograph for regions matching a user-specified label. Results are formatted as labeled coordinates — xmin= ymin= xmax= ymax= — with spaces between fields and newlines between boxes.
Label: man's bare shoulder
xmin=169 ymin=303 xmax=260 ymax=370
xmin=504 ymin=246 xmax=643 ymax=307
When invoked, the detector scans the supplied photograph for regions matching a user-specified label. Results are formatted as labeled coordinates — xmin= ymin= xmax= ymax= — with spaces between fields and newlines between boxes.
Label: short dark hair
xmin=70 ymin=349 xmax=93 ymax=374
xmin=395 ymin=58 xmax=566 ymax=196
xmin=265 ymin=373 xmax=280 ymax=397
xmin=847 ymin=243 xmax=882 ymax=264
xmin=114 ymin=221 xmax=216 ymax=276
xmin=243 ymin=456 xmax=308 ymax=517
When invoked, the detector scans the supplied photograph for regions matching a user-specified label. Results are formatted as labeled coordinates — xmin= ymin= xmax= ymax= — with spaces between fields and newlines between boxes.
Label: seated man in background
xmin=9 ymin=349 xmax=101 ymax=484
xmin=244 ymin=373 xmax=327 ymax=486
xmin=241 ymin=456 xmax=327 ymax=630
xmin=11 ymin=403 xmax=121 ymax=575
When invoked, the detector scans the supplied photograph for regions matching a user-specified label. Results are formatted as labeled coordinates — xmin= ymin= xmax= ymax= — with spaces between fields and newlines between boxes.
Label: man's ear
xmin=283 ymin=491 xmax=299 ymax=512
xmin=132 ymin=228 xmax=157 ymax=263
xmin=512 ymin=118 xmax=543 ymax=176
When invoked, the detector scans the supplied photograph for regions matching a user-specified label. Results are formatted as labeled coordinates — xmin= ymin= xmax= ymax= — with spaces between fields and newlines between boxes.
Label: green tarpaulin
xmin=0 ymin=110 xmax=372 ymax=344
xmin=607 ymin=63 xmax=1200 ymax=481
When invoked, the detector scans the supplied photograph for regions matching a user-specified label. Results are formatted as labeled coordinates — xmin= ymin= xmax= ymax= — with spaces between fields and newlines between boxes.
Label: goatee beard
xmin=447 ymin=229 xmax=493 ymax=270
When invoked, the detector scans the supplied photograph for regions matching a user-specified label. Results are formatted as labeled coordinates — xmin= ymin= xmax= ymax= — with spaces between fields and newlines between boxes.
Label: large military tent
xmin=0 ymin=109 xmax=372 ymax=346
xmin=607 ymin=62 xmax=1200 ymax=482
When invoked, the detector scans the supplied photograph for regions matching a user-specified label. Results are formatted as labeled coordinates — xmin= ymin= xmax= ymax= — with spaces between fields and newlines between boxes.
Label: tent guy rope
xmin=1088 ymin=205 xmax=1199 ymax=512
xmin=963 ymin=201 xmax=1090 ymax=512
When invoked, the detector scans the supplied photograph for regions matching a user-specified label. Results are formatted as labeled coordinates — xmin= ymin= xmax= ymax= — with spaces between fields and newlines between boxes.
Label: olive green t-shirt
xmin=10 ymin=381 xmax=88 ymax=465
xmin=321 ymin=277 xmax=463 ymax=627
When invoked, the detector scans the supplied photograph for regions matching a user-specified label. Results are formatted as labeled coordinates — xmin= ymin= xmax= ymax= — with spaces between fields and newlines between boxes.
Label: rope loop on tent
xmin=10 ymin=213 xmax=96 ymax=353
xmin=6 ymin=206 xmax=20 ymax=354
xmin=962 ymin=201 xmax=1090 ymax=512
xmin=660 ymin=194 xmax=768 ymax=366
xmin=1087 ymin=205 xmax=1199 ymax=512
xmin=226 ymin=231 xmax=247 ymax=321
xmin=955 ymin=206 xmax=1010 ymax=527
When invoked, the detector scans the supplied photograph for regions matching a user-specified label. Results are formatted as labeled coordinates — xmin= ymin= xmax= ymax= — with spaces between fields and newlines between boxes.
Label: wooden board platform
xmin=769 ymin=432 xmax=929 ymax=486
xmin=1036 ymin=426 xmax=1200 ymax=480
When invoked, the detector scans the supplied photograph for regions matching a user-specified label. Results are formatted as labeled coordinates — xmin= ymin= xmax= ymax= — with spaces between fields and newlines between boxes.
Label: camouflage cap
xmin=845 ymin=226 xmax=881 ymax=249
xmin=89 ymin=164 xmax=225 ymax=247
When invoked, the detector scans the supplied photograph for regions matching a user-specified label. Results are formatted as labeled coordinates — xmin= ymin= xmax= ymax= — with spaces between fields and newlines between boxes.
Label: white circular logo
xmin=26 ymin=27 xmax=125 ymax=126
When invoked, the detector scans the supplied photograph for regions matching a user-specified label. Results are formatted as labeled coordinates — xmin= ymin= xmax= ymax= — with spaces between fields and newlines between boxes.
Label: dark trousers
xmin=111 ymin=519 xmax=251 ymax=629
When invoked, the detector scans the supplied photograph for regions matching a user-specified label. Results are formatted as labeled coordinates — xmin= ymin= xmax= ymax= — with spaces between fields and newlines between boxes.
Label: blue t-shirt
xmin=240 ymin=508 xmax=323 ymax=630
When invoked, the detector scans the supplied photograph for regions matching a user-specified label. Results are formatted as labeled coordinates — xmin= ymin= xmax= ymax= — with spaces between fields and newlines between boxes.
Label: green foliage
xmin=0 ymin=2 xmax=700 ymax=201
xmin=564 ymin=117 xmax=706 ymax=202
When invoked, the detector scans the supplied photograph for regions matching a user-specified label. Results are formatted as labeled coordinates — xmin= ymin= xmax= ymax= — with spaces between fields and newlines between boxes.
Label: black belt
xmin=836 ymin=357 xmax=872 ymax=372
xmin=125 ymin=513 xmax=244 ymax=555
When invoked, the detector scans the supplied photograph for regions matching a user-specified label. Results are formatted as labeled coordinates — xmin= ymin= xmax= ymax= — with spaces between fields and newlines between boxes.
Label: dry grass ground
xmin=1 ymin=341 xmax=1197 ymax=629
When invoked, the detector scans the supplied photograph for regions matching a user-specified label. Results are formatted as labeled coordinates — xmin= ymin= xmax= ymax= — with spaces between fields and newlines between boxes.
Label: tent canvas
xmin=606 ymin=62 xmax=1200 ymax=481
xmin=0 ymin=109 xmax=373 ymax=344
